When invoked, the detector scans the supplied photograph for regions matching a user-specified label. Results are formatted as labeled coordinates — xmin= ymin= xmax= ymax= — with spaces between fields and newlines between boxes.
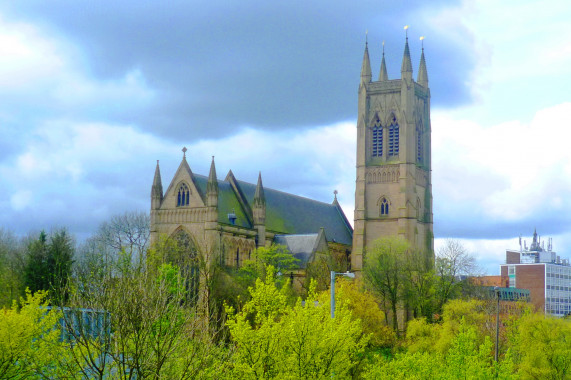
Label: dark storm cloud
xmin=2 ymin=0 xmax=468 ymax=140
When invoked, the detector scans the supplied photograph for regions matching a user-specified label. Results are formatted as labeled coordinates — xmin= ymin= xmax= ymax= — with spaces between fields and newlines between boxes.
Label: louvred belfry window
xmin=388 ymin=115 xmax=399 ymax=157
xmin=372 ymin=118 xmax=383 ymax=157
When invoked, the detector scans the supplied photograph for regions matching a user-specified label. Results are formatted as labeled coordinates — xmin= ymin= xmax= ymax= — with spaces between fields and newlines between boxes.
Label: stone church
xmin=150 ymin=152 xmax=353 ymax=279
xmin=150 ymin=35 xmax=433 ymax=277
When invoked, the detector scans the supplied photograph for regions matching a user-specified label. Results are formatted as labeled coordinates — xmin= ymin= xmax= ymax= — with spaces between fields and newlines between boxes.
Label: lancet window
xmin=177 ymin=183 xmax=190 ymax=207
xmin=380 ymin=197 xmax=389 ymax=216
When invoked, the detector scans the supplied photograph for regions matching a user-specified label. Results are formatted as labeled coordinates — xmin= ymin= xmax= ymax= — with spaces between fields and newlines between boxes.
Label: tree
xmin=238 ymin=244 xmax=299 ymax=284
xmin=82 ymin=211 xmax=150 ymax=269
xmin=23 ymin=229 xmax=75 ymax=303
xmin=0 ymin=290 xmax=74 ymax=379
xmin=434 ymin=239 xmax=478 ymax=312
xmin=508 ymin=313 xmax=571 ymax=379
xmin=364 ymin=320 xmax=513 ymax=380
xmin=330 ymin=278 xmax=396 ymax=349
xmin=0 ymin=229 xmax=26 ymax=307
xmin=363 ymin=237 xmax=410 ymax=332
xmin=403 ymin=247 xmax=435 ymax=320
xmin=65 ymin=248 xmax=228 ymax=379
xmin=227 ymin=266 xmax=367 ymax=378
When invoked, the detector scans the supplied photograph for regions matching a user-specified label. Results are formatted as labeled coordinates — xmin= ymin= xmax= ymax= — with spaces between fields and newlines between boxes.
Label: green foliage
xmin=508 ymin=312 xmax=571 ymax=379
xmin=445 ymin=322 xmax=494 ymax=379
xmin=0 ymin=289 xmax=73 ymax=379
xmin=364 ymin=318 xmax=516 ymax=379
xmin=363 ymin=351 xmax=444 ymax=380
xmin=239 ymin=244 xmax=299 ymax=285
xmin=364 ymin=237 xmax=411 ymax=332
xmin=406 ymin=317 xmax=442 ymax=354
xmin=330 ymin=278 xmax=396 ymax=348
xmin=65 ymin=240 xmax=229 ymax=379
xmin=221 ymin=244 xmax=300 ymax=312
xmin=24 ymin=229 xmax=74 ymax=303
xmin=255 ymin=244 xmax=300 ymax=273
xmin=227 ymin=266 xmax=367 ymax=379
xmin=0 ymin=229 xmax=25 ymax=307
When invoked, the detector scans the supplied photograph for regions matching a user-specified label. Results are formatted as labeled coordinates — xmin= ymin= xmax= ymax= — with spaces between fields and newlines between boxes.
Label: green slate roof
xmin=193 ymin=174 xmax=353 ymax=246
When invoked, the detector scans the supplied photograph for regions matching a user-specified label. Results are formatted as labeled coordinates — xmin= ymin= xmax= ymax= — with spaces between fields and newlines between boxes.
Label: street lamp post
xmin=330 ymin=271 xmax=355 ymax=318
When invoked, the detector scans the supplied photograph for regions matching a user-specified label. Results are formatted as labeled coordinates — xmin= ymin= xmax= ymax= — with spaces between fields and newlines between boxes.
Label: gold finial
xmin=420 ymin=36 xmax=425 ymax=49
xmin=382 ymin=40 xmax=385 ymax=55
xmin=404 ymin=25 xmax=409 ymax=39
xmin=182 ymin=147 xmax=187 ymax=158
xmin=365 ymin=30 xmax=368 ymax=46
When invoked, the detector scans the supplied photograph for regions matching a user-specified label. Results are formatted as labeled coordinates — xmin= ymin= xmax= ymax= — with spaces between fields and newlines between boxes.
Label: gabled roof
xmin=274 ymin=229 xmax=329 ymax=268
xmin=193 ymin=173 xmax=353 ymax=245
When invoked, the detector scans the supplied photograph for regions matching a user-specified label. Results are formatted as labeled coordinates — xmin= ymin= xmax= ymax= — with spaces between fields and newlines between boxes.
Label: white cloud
xmin=0 ymin=16 xmax=65 ymax=90
xmin=433 ymin=102 xmax=571 ymax=224
xmin=187 ymin=121 xmax=356 ymax=202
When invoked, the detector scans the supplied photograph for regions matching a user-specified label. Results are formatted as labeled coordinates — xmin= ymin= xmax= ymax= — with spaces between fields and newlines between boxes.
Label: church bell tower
xmin=352 ymin=34 xmax=433 ymax=272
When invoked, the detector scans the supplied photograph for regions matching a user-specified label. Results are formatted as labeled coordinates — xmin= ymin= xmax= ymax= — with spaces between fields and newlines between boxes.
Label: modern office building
xmin=500 ymin=230 xmax=571 ymax=316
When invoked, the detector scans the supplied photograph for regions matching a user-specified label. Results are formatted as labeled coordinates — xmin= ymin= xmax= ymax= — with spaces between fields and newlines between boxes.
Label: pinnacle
xmin=360 ymin=41 xmax=372 ymax=83
xmin=401 ymin=38 xmax=413 ymax=74
xmin=417 ymin=47 xmax=428 ymax=86
xmin=254 ymin=171 xmax=265 ymax=205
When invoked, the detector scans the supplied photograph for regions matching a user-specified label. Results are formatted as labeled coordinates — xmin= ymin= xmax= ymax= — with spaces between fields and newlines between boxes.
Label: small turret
xmin=151 ymin=160 xmax=163 ymax=209
xmin=253 ymin=172 xmax=266 ymax=247
xmin=417 ymin=39 xmax=428 ymax=87
xmin=379 ymin=42 xmax=388 ymax=81
xmin=360 ymin=38 xmax=372 ymax=85
xmin=207 ymin=156 xmax=218 ymax=207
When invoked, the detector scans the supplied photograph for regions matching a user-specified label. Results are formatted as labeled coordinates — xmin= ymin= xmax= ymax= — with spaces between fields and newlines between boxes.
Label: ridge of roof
xmin=195 ymin=174 xmax=341 ymax=208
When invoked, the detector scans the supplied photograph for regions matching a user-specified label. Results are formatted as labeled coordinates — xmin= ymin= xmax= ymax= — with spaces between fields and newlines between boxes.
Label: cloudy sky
xmin=1 ymin=0 xmax=570 ymax=273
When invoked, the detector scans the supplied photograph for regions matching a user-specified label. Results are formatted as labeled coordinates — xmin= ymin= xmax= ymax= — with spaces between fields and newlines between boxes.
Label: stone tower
xmin=352 ymin=36 xmax=433 ymax=272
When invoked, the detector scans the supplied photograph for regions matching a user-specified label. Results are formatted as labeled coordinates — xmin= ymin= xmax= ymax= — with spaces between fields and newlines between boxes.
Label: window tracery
xmin=177 ymin=183 xmax=190 ymax=207
xmin=380 ymin=197 xmax=389 ymax=216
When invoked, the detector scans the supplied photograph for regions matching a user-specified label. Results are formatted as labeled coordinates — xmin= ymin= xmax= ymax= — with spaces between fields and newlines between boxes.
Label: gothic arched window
xmin=170 ymin=229 xmax=199 ymax=305
xmin=372 ymin=118 xmax=383 ymax=157
xmin=177 ymin=183 xmax=190 ymax=207
xmin=380 ymin=197 xmax=389 ymax=216
xmin=388 ymin=115 xmax=399 ymax=157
